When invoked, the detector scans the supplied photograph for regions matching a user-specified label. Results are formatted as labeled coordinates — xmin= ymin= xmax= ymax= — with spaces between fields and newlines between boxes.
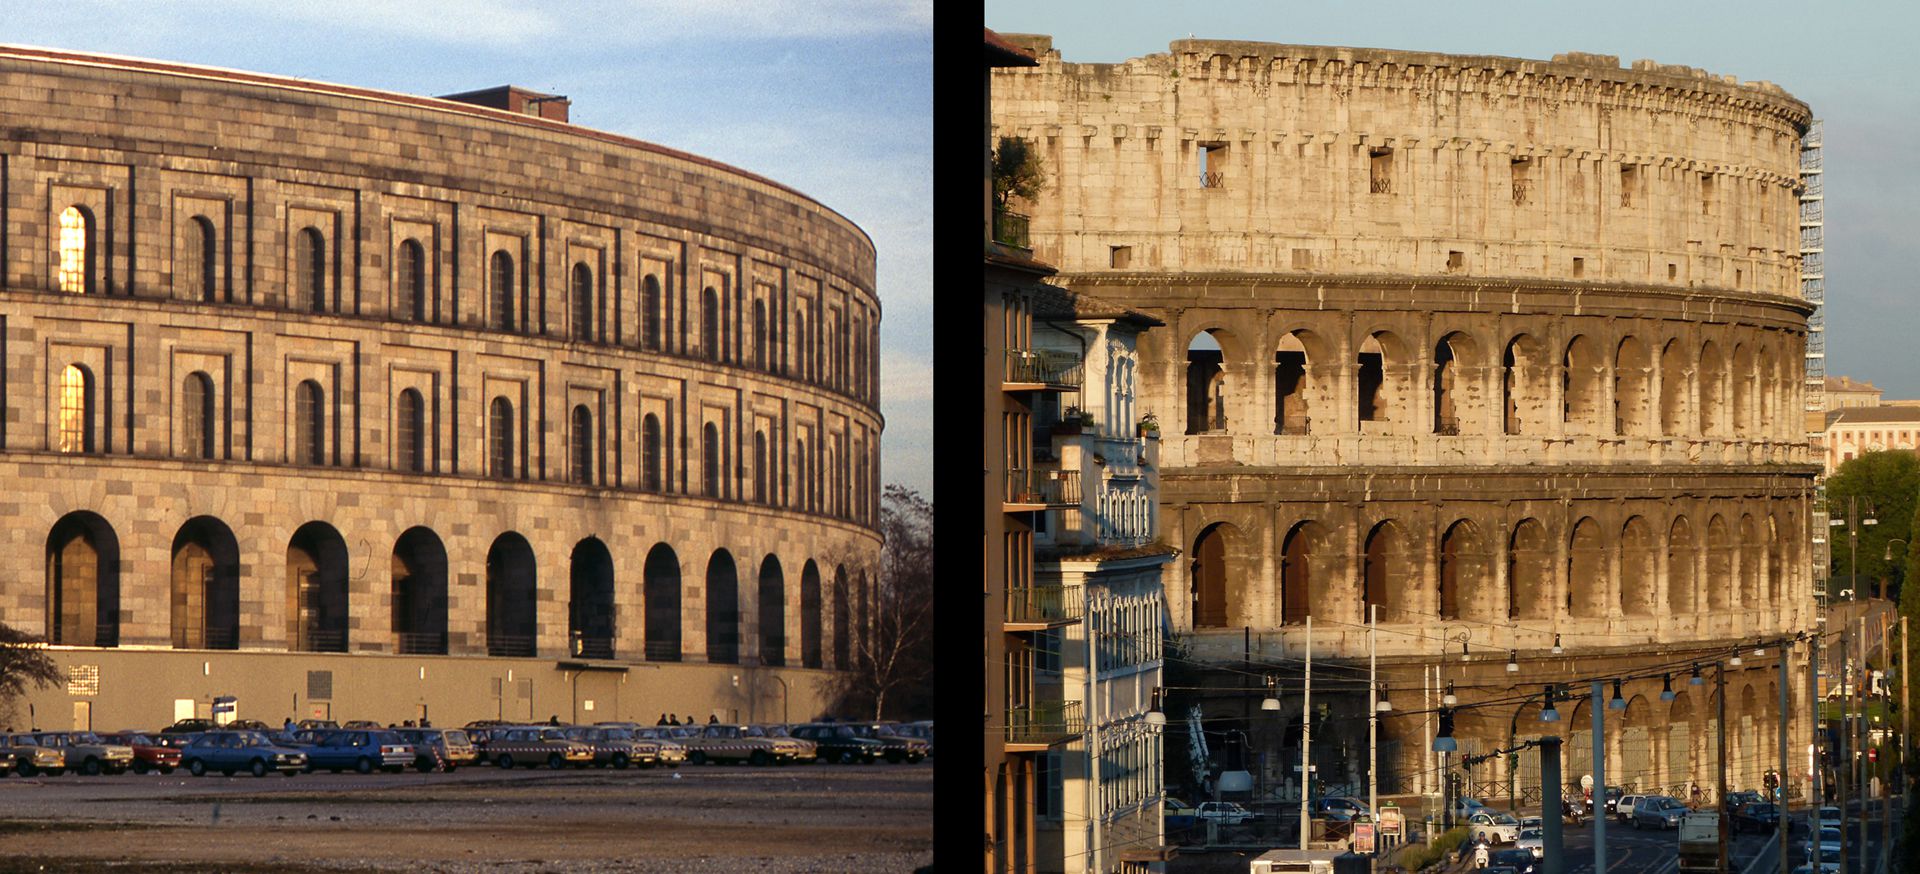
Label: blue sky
xmin=9 ymin=0 xmax=932 ymax=497
xmin=985 ymin=0 xmax=1920 ymax=405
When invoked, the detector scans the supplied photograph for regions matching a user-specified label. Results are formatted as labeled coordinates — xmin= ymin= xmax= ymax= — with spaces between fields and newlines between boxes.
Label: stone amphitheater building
xmin=0 ymin=47 xmax=881 ymax=730
xmin=992 ymin=35 xmax=1818 ymax=809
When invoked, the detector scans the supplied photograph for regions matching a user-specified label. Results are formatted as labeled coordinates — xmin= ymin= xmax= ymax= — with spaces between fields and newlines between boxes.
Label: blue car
xmin=294 ymin=730 xmax=413 ymax=774
xmin=178 ymin=730 xmax=308 ymax=777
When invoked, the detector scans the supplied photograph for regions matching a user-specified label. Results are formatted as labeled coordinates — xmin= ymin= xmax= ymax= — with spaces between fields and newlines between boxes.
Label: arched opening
xmin=1362 ymin=521 xmax=1410 ymax=621
xmin=287 ymin=521 xmax=349 ymax=653
xmin=1186 ymin=330 xmax=1228 ymax=434
xmin=1668 ymin=517 xmax=1698 ymax=614
xmin=182 ymin=371 xmax=215 ymax=460
xmin=397 ymin=388 xmax=425 ymax=473
xmin=1509 ymin=518 xmax=1550 ymax=620
xmin=489 ymin=249 xmax=515 ymax=331
xmin=795 ymin=438 xmax=810 ymax=510
xmin=1738 ymin=514 xmax=1762 ymax=607
xmin=641 ymin=275 xmax=662 ymax=351
xmin=297 ymin=227 xmax=326 ymax=312
xmin=1281 ymin=521 xmax=1330 ymax=625
xmin=391 ymin=526 xmax=448 ymax=654
xmin=1189 ymin=522 xmax=1243 ymax=628
xmin=706 ymin=550 xmax=740 ymax=664
xmin=171 ymin=516 xmax=240 ymax=650
xmin=58 ymin=363 xmax=96 ymax=454
xmin=188 ymin=216 xmax=218 ymax=302
xmin=1706 ymin=515 xmax=1733 ymax=610
xmin=1732 ymin=345 xmax=1755 ymax=435
xmin=1699 ymin=342 xmax=1727 ymax=437
xmin=488 ymin=396 xmax=515 ymax=478
xmin=1659 ymin=339 xmax=1689 ymax=437
xmin=396 ymin=238 xmax=425 ymax=321
xmin=570 ymin=404 xmax=595 ymax=485
xmin=1274 ymin=332 xmax=1310 ymax=435
xmin=1667 ymin=692 xmax=1695 ymax=787
xmin=1615 ymin=337 xmax=1651 ymax=436
xmin=1620 ymin=516 xmax=1655 ymax=616
xmin=1568 ymin=517 xmax=1606 ymax=618
xmin=58 ymin=205 xmax=96 ymax=295
xmin=569 ymin=538 xmax=616 ymax=658
xmin=485 ymin=532 xmax=537 ymax=657
xmin=1433 ymin=333 xmax=1478 ymax=435
xmin=800 ymin=560 xmax=823 ymax=668
xmin=644 ymin=544 xmax=682 ymax=662
xmin=294 ymin=379 xmax=325 ymax=465
xmin=1563 ymin=335 xmax=1603 ymax=432
xmin=46 ymin=511 xmax=120 ymax=647
xmin=1357 ymin=334 xmax=1388 ymax=424
xmin=759 ymin=555 xmax=786 ymax=666
xmin=642 ymin=414 xmax=663 ymax=492
xmin=1767 ymin=514 xmax=1786 ymax=608
xmin=571 ymin=262 xmax=595 ymax=341
xmin=1439 ymin=519 xmax=1488 ymax=621
xmin=702 ymin=286 xmax=722 ymax=362
xmin=1503 ymin=334 xmax=1545 ymax=435
xmin=833 ymin=566 xmax=851 ymax=669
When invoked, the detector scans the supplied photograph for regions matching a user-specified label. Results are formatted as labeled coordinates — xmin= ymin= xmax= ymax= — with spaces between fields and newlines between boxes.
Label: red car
xmin=99 ymin=731 xmax=183 ymax=775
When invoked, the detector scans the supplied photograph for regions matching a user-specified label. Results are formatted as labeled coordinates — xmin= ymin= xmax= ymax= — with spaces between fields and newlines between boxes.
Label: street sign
xmin=1378 ymin=806 xmax=1403 ymax=835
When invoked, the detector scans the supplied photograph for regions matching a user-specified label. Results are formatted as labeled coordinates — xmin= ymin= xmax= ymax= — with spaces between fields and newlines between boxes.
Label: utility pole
xmin=1591 ymin=681 xmax=1605 ymax=874
xmin=1716 ymin=661 xmax=1729 ymax=874
xmin=1086 ymin=588 xmax=1102 ymax=874
xmin=1904 ymin=616 xmax=1911 ymax=814
xmin=1299 ymin=614 xmax=1311 ymax=851
xmin=1541 ymin=736 xmax=1563 ymax=874
xmin=1858 ymin=615 xmax=1868 ymax=868
xmin=1811 ymin=625 xmax=1823 ymax=819
xmin=1368 ymin=604 xmax=1378 ymax=871
xmin=1780 ymin=641 xmax=1791 ymax=874
xmin=1840 ymin=626 xmax=1850 ymax=874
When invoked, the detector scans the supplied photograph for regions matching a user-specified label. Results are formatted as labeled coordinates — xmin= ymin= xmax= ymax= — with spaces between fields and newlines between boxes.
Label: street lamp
xmin=1830 ymin=497 xmax=1878 ymax=602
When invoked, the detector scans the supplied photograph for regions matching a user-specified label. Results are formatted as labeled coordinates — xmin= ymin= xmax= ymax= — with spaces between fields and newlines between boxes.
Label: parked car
xmin=1515 ymin=827 xmax=1543 ymax=858
xmin=159 ymin=718 xmax=220 ymax=735
xmin=33 ymin=731 xmax=135 ymax=775
xmin=681 ymin=724 xmax=807 ymax=766
xmin=0 ymin=733 xmax=65 ymax=776
xmin=1194 ymin=801 xmax=1258 ymax=827
xmin=1811 ymin=826 xmax=1843 ymax=859
xmin=837 ymin=722 xmax=929 ymax=763
xmin=1311 ymin=796 xmax=1371 ymax=822
xmin=1600 ymin=786 xmax=1624 ymax=813
xmin=297 ymin=729 xmax=413 ymax=774
xmin=1466 ymin=810 xmax=1522 ymax=844
xmin=1631 ymin=796 xmax=1688 ymax=829
xmin=561 ymin=725 xmax=659 ymax=769
xmin=744 ymin=725 xmax=815 ymax=763
xmin=1731 ymin=801 xmax=1781 ymax=834
xmin=1487 ymin=848 xmax=1539 ymax=874
xmin=787 ymin=723 xmax=883 ymax=764
xmin=1813 ymin=806 xmax=1842 ymax=831
xmin=295 ymin=719 xmax=339 ymax=731
xmin=392 ymin=727 xmax=477 ymax=772
xmin=1614 ymin=794 xmax=1647 ymax=824
xmin=482 ymin=726 xmax=595 ymax=770
xmin=178 ymin=730 xmax=307 ymax=777
xmin=342 ymin=720 xmax=384 ymax=729
xmin=1724 ymin=789 xmax=1763 ymax=810
xmin=755 ymin=724 xmax=820 ymax=762
xmin=1163 ymin=798 xmax=1197 ymax=831
xmin=619 ymin=726 xmax=690 ymax=767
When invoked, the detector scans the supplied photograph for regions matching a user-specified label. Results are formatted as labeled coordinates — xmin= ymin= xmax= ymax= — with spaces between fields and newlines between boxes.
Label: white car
xmin=1615 ymin=794 xmax=1646 ymax=824
xmin=1466 ymin=810 xmax=1521 ymax=844
xmin=1516 ymin=826 xmax=1544 ymax=858
xmin=1194 ymin=801 xmax=1258 ymax=827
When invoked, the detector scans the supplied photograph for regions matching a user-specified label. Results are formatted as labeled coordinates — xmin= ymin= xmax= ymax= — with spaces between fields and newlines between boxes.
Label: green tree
xmin=0 ymin=623 xmax=61 ymax=726
xmin=1826 ymin=450 xmax=1920 ymax=598
xmin=991 ymin=136 xmax=1046 ymax=213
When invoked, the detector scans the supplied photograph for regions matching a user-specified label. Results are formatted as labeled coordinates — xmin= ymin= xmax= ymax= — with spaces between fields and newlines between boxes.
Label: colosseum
xmin=991 ymin=35 xmax=1818 ymax=808
xmin=0 ymin=46 xmax=881 ymax=729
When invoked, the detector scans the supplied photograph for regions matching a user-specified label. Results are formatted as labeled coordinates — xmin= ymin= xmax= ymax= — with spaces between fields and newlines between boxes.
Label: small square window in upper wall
xmin=1669 ymin=263 xmax=1679 ymax=280
xmin=1291 ymin=248 xmax=1311 ymax=270
xmin=1572 ymin=257 xmax=1585 ymax=278
xmin=1110 ymin=246 xmax=1132 ymax=269
xmin=1447 ymin=251 xmax=1464 ymax=272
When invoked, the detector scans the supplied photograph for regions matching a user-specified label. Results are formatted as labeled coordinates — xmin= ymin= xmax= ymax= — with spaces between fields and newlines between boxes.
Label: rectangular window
xmin=1369 ymin=148 xmax=1393 ymax=194
xmin=1291 ymin=248 xmax=1311 ymax=270
xmin=1198 ymin=143 xmax=1226 ymax=188
xmin=1109 ymin=246 xmax=1132 ymax=269
xmin=1620 ymin=164 xmax=1638 ymax=208
xmin=1701 ymin=173 xmax=1715 ymax=215
xmin=1511 ymin=157 xmax=1531 ymax=206
xmin=1572 ymin=257 xmax=1585 ymax=278
xmin=1447 ymin=250 xmax=1464 ymax=272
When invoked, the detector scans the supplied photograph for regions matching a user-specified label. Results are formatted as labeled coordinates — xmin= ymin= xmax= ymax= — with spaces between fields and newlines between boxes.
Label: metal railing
xmin=644 ymin=640 xmax=682 ymax=662
xmin=486 ymin=633 xmax=535 ymax=658
xmin=1512 ymin=180 xmax=1532 ymax=205
xmin=1006 ymin=699 xmax=1084 ymax=746
xmin=172 ymin=627 xmax=239 ymax=650
xmin=1005 ymin=583 xmax=1084 ymax=625
xmin=993 ymin=210 xmax=1030 ymax=249
xmin=395 ymin=631 xmax=447 ymax=655
xmin=571 ymin=635 xmax=615 ymax=659
xmin=1004 ymin=348 xmax=1081 ymax=387
xmin=51 ymin=621 xmax=119 ymax=648
xmin=1005 ymin=467 xmax=1080 ymax=506
xmin=299 ymin=628 xmax=348 ymax=653
xmin=1201 ymin=172 xmax=1224 ymax=189
xmin=1369 ymin=176 xmax=1392 ymax=194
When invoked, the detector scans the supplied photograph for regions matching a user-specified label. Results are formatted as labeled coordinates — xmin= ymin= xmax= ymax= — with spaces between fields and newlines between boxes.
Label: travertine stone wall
xmin=0 ymin=47 xmax=881 ymax=684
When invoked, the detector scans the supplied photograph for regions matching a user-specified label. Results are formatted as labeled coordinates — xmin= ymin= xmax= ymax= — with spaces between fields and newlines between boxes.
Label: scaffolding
xmin=1801 ymin=120 xmax=1826 ymax=421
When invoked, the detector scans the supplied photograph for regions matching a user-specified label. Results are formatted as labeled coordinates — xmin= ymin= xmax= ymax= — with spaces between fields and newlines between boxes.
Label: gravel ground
xmin=0 ymin=761 xmax=932 ymax=872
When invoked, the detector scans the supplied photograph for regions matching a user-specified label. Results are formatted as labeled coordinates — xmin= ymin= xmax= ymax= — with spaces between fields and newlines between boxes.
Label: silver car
xmin=1631 ymin=795 xmax=1687 ymax=829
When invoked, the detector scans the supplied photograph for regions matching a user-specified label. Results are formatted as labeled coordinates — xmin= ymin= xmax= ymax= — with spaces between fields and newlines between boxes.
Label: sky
xmin=984 ymin=0 xmax=1920 ymax=405
xmin=8 ymin=0 xmax=933 ymax=498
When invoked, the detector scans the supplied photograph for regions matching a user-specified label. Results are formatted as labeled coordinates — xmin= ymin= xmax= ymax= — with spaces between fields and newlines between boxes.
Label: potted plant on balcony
xmin=1053 ymin=406 xmax=1089 ymax=436
xmin=1137 ymin=412 xmax=1160 ymax=438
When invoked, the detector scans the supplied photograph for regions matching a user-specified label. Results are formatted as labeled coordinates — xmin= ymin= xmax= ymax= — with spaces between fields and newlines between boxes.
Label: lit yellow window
xmin=59 ymin=364 xmax=93 ymax=453
xmin=58 ymin=206 xmax=91 ymax=294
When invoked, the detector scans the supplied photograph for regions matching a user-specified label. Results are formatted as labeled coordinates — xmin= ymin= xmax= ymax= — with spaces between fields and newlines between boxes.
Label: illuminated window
xmin=58 ymin=206 xmax=94 ymax=295
xmin=490 ymin=250 xmax=515 ymax=331
xmin=58 ymin=364 xmax=94 ymax=453
xmin=294 ymin=380 xmax=325 ymax=465
xmin=488 ymin=396 xmax=514 ymax=478
xmin=183 ymin=371 xmax=214 ymax=459
xmin=397 ymin=388 xmax=425 ymax=473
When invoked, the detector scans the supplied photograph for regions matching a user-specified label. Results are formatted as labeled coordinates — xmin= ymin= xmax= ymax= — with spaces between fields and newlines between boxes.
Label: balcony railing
xmin=1004 ymin=349 xmax=1081 ymax=389
xmin=1005 ymin=467 xmax=1081 ymax=507
xmin=1007 ymin=699 xmax=1084 ymax=747
xmin=298 ymin=628 xmax=348 ymax=653
xmin=644 ymin=640 xmax=683 ymax=662
xmin=993 ymin=210 xmax=1030 ymax=250
xmin=1369 ymin=176 xmax=1392 ymax=194
xmin=487 ymin=633 xmax=535 ymax=658
xmin=1201 ymin=172 xmax=1225 ymax=189
xmin=1005 ymin=583 xmax=1084 ymax=626
xmin=1512 ymin=180 xmax=1532 ymax=205
xmin=395 ymin=631 xmax=447 ymax=655
xmin=570 ymin=634 xmax=616 ymax=660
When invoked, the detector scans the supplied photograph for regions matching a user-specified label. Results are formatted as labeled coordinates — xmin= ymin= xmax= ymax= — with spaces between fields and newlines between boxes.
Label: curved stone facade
xmin=0 ymin=47 xmax=880 ymax=727
xmin=993 ymin=35 xmax=1816 ymax=795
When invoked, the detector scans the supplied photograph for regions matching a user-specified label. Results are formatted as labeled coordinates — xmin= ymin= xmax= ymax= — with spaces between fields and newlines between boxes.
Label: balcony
xmin=1005 ymin=699 xmax=1084 ymax=751
xmin=1003 ymin=348 xmax=1081 ymax=391
xmin=993 ymin=209 xmax=1030 ymax=250
xmin=1005 ymin=582 xmax=1083 ymax=631
xmin=1004 ymin=467 xmax=1080 ymax=510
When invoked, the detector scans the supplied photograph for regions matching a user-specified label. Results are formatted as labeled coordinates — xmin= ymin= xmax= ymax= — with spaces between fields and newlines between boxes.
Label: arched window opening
xmin=46 ymin=512 xmax=120 ymax=648
xmin=171 ymin=516 xmax=240 ymax=650
xmin=800 ymin=561 xmax=823 ymax=668
xmin=488 ymin=396 xmax=515 ymax=479
xmin=1563 ymin=336 xmax=1603 ymax=431
xmin=707 ymin=550 xmax=740 ymax=665
xmin=188 ymin=216 xmax=217 ymax=302
xmin=1274 ymin=332 xmax=1310 ymax=435
xmin=832 ymin=566 xmax=851 ymax=669
xmin=1615 ymin=337 xmax=1651 ymax=436
xmin=1433 ymin=336 xmax=1459 ymax=434
xmin=485 ymin=532 xmax=537 ymax=657
xmin=641 ymin=275 xmax=662 ymax=352
xmin=1568 ymin=517 xmax=1606 ymax=619
xmin=1186 ymin=330 xmax=1227 ymax=434
xmin=297 ymin=227 xmax=326 ymax=313
xmin=392 ymin=526 xmax=449 ymax=654
xmin=1509 ymin=519 xmax=1550 ymax=620
xmin=1659 ymin=340 xmax=1689 ymax=437
xmin=397 ymin=388 xmax=425 ymax=473
xmin=569 ymin=538 xmax=616 ymax=659
xmin=396 ymin=238 xmax=426 ymax=322
xmin=58 ymin=364 xmax=96 ymax=454
xmin=703 ymin=422 xmax=722 ymax=497
xmin=643 ymin=544 xmax=682 ymax=662
xmin=571 ymin=262 xmax=594 ymax=341
xmin=1357 ymin=334 xmax=1388 ymax=424
xmin=1439 ymin=520 xmax=1487 ymax=622
xmin=287 ymin=521 xmax=349 ymax=653
xmin=1766 ymin=514 xmax=1785 ymax=607
xmin=702 ymin=286 xmax=722 ymax=362
xmin=1503 ymin=335 xmax=1544 ymax=435
xmin=759 ymin=556 xmax=787 ymax=667
xmin=753 ymin=430 xmax=769 ymax=504
xmin=58 ymin=206 xmax=96 ymax=295
xmin=489 ymin=250 xmax=516 ymax=331
xmin=183 ymin=371 xmax=215 ymax=460
xmin=1280 ymin=522 xmax=1328 ymax=625
xmin=1668 ymin=517 xmax=1698 ymax=614
xmin=294 ymin=379 xmax=326 ymax=465
xmin=1362 ymin=521 xmax=1409 ymax=621
xmin=570 ymin=404 xmax=595 ymax=485
xmin=1620 ymin=517 xmax=1655 ymax=616
xmin=642 ymin=414 xmax=663 ymax=492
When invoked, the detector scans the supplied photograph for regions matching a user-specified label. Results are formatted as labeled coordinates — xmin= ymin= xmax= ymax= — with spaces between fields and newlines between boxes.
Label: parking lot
xmin=0 ymin=761 xmax=932 ymax=873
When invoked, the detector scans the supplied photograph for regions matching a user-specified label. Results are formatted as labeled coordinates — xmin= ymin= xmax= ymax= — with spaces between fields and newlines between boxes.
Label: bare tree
xmin=0 ymin=624 xmax=61 ymax=726
xmin=831 ymin=484 xmax=934 ymax=720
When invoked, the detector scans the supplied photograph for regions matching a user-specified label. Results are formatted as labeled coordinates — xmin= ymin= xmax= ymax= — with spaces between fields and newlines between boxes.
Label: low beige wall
xmin=14 ymin=648 xmax=843 ymax=732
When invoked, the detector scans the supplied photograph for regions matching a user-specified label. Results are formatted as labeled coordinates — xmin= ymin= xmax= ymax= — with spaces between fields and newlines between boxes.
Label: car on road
xmin=1731 ymin=801 xmax=1781 ymax=834
xmin=482 ymin=726 xmax=596 ymax=770
xmin=0 ymin=733 xmax=66 ymax=776
xmin=34 ymin=731 xmax=135 ymax=775
xmin=1631 ymin=795 xmax=1688 ymax=829
xmin=392 ymin=727 xmax=477 ymax=772
xmin=1310 ymin=796 xmax=1371 ymax=822
xmin=1515 ymin=827 xmax=1543 ymax=858
xmin=1724 ymin=789 xmax=1763 ymax=810
xmin=1487 ymin=847 xmax=1539 ymax=874
xmin=682 ymin=724 xmax=807 ymax=766
xmin=1811 ymin=826 xmax=1843 ymax=857
xmin=1813 ymin=806 xmax=1842 ymax=831
xmin=297 ymin=729 xmax=413 ymax=774
xmin=1194 ymin=801 xmax=1258 ymax=827
xmin=561 ymin=725 xmax=660 ymax=769
xmin=1466 ymin=810 xmax=1522 ymax=844
xmin=1599 ymin=785 xmax=1623 ymax=813
xmin=1164 ymin=798 xmax=1197 ymax=831
xmin=99 ymin=732 xmax=183 ymax=775
xmin=1614 ymin=793 xmax=1647 ymax=824
xmin=178 ymin=730 xmax=307 ymax=777
xmin=787 ymin=723 xmax=883 ymax=764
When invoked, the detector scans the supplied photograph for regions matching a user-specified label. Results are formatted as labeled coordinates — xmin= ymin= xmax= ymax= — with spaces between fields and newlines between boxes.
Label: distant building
xmin=1826 ymin=376 xmax=1884 ymax=409
xmin=1823 ymin=406 xmax=1920 ymax=472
